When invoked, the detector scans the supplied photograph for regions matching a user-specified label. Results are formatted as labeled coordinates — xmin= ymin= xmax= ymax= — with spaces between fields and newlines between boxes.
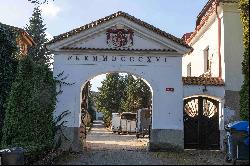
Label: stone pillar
xmin=148 ymin=129 xmax=184 ymax=151
xmin=55 ymin=126 xmax=83 ymax=152
xmin=224 ymin=90 xmax=240 ymax=124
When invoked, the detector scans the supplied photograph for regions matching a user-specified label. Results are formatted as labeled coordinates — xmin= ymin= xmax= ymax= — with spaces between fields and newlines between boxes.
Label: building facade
xmin=182 ymin=0 xmax=244 ymax=124
xmin=1 ymin=23 xmax=35 ymax=57
xmin=46 ymin=10 xmax=230 ymax=151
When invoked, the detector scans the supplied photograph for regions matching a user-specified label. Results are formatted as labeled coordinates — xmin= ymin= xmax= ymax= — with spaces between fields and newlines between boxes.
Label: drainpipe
xmin=215 ymin=0 xmax=222 ymax=78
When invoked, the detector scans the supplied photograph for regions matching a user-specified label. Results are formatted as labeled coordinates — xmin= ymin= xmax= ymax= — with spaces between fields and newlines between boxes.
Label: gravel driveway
xmin=55 ymin=120 xmax=248 ymax=165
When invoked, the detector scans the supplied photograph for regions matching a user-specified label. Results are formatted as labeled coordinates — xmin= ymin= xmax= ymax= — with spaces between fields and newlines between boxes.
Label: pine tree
xmin=0 ymin=23 xmax=18 ymax=146
xmin=25 ymin=7 xmax=51 ymax=66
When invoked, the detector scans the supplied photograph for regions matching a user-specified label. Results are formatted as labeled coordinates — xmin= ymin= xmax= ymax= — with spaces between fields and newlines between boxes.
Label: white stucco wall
xmin=53 ymin=52 xmax=184 ymax=130
xmin=182 ymin=3 xmax=244 ymax=92
xmin=222 ymin=5 xmax=244 ymax=91
xmin=182 ymin=13 xmax=219 ymax=77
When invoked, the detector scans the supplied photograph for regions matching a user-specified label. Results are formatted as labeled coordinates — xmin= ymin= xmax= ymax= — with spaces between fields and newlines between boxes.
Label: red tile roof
xmin=196 ymin=0 xmax=238 ymax=28
xmin=182 ymin=76 xmax=224 ymax=86
xmin=47 ymin=11 xmax=192 ymax=50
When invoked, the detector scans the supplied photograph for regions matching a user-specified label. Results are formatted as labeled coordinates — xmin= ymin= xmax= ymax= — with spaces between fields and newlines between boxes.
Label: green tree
xmin=121 ymin=75 xmax=151 ymax=112
xmin=1 ymin=6 xmax=58 ymax=152
xmin=25 ymin=7 xmax=51 ymax=66
xmin=239 ymin=0 xmax=249 ymax=120
xmin=88 ymin=91 xmax=96 ymax=122
xmin=95 ymin=73 xmax=152 ymax=126
xmin=120 ymin=74 xmax=137 ymax=112
xmin=1 ymin=56 xmax=56 ymax=152
xmin=95 ymin=73 xmax=125 ymax=126
xmin=136 ymin=78 xmax=152 ymax=109
xmin=0 ymin=23 xmax=18 ymax=145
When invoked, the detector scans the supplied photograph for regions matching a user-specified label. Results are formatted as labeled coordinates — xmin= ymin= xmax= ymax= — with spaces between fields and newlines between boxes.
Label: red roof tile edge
xmin=182 ymin=76 xmax=225 ymax=86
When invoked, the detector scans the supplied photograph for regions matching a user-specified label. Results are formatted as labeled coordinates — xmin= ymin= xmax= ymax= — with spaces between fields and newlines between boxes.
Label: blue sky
xmin=0 ymin=0 xmax=208 ymax=91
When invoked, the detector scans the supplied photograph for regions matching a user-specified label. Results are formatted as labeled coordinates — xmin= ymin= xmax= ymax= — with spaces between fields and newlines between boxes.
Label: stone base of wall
xmin=54 ymin=126 xmax=83 ymax=152
xmin=55 ymin=127 xmax=225 ymax=152
xmin=224 ymin=90 xmax=240 ymax=124
xmin=148 ymin=129 xmax=184 ymax=151
xmin=220 ymin=129 xmax=226 ymax=151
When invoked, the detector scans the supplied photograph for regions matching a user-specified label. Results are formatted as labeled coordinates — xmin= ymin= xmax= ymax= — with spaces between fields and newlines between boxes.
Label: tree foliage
xmin=95 ymin=73 xmax=152 ymax=126
xmin=1 ymin=56 xmax=56 ymax=152
xmin=88 ymin=91 xmax=96 ymax=122
xmin=239 ymin=0 xmax=249 ymax=120
xmin=25 ymin=7 xmax=52 ymax=66
xmin=121 ymin=75 xmax=151 ymax=112
xmin=1 ymin=5 xmax=57 ymax=152
xmin=95 ymin=73 xmax=125 ymax=126
xmin=95 ymin=73 xmax=125 ymax=113
xmin=0 ymin=23 xmax=18 ymax=146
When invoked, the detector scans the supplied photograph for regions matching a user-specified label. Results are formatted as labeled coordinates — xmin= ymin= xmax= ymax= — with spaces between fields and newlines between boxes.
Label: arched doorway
xmin=46 ymin=11 xmax=192 ymax=151
xmin=79 ymin=72 xmax=153 ymax=150
xmin=183 ymin=96 xmax=220 ymax=150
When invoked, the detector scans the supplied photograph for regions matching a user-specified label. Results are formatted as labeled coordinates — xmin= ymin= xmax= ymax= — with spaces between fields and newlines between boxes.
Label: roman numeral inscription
xmin=67 ymin=55 xmax=168 ymax=64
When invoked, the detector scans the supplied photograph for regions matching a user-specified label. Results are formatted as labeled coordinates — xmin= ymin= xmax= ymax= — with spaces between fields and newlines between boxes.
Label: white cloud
xmin=40 ymin=2 xmax=61 ymax=18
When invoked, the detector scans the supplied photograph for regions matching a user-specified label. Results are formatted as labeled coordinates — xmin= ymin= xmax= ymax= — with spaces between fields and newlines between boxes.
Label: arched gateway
xmin=46 ymin=11 xmax=208 ymax=151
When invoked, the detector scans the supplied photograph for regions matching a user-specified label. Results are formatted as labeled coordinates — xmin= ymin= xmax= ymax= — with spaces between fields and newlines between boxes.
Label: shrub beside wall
xmin=1 ymin=57 xmax=56 ymax=152
xmin=239 ymin=0 xmax=249 ymax=120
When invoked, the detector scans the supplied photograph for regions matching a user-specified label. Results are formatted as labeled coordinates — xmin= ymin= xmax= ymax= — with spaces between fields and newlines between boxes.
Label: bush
xmin=239 ymin=0 xmax=249 ymax=120
xmin=1 ymin=56 xmax=56 ymax=153
xmin=0 ymin=23 xmax=18 ymax=146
